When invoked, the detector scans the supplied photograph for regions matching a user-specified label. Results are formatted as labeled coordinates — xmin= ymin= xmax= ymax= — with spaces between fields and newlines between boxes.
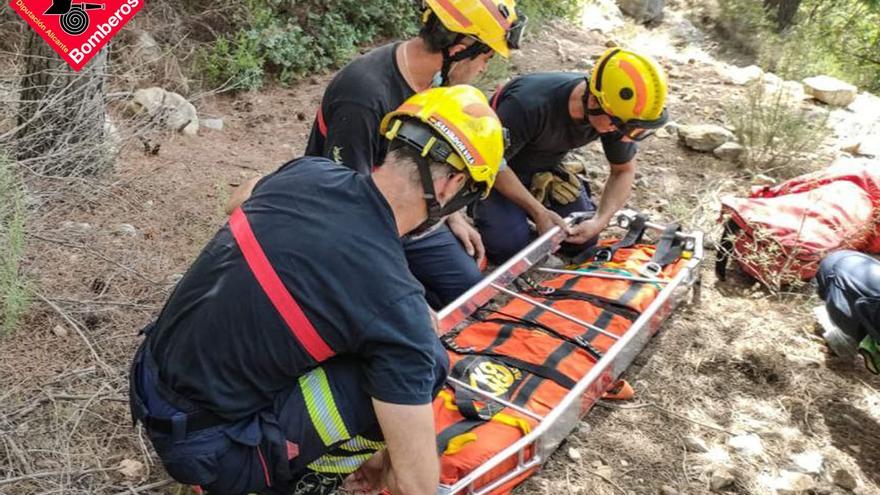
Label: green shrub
xmin=518 ymin=0 xmax=582 ymax=24
xmin=725 ymin=84 xmax=828 ymax=178
xmin=197 ymin=0 xmax=419 ymax=91
xmin=0 ymin=153 xmax=29 ymax=336
xmin=715 ymin=0 xmax=880 ymax=93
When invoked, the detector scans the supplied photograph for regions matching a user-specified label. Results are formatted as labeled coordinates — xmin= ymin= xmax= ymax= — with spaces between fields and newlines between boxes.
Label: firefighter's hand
xmin=343 ymin=449 xmax=388 ymax=494
xmin=567 ymin=216 xmax=605 ymax=245
xmin=533 ymin=208 xmax=569 ymax=236
xmin=448 ymin=212 xmax=486 ymax=268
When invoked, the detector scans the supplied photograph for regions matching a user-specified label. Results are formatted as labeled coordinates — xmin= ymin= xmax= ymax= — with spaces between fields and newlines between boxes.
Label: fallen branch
xmin=597 ymin=401 xmax=737 ymax=435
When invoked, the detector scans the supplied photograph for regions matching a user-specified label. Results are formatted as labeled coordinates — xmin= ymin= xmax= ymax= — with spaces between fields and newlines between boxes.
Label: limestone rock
xmin=567 ymin=447 xmax=582 ymax=462
xmin=710 ymin=468 xmax=735 ymax=491
xmin=679 ymin=124 xmax=736 ymax=151
xmin=616 ymin=0 xmax=664 ymax=24
xmin=130 ymin=87 xmax=199 ymax=135
xmin=714 ymin=142 xmax=745 ymax=161
xmin=202 ymin=118 xmax=224 ymax=131
xmin=684 ymin=435 xmax=709 ymax=453
xmin=789 ymin=451 xmax=823 ymax=474
xmin=804 ymin=76 xmax=858 ymax=107
xmin=580 ymin=0 xmax=625 ymax=33
xmin=718 ymin=64 xmax=763 ymax=86
xmin=113 ymin=223 xmax=138 ymax=237
xmin=772 ymin=471 xmax=816 ymax=494
xmin=728 ymin=434 xmax=763 ymax=457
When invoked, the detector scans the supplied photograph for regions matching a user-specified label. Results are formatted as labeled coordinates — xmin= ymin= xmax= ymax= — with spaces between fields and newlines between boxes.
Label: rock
xmin=678 ymin=124 xmax=736 ymax=151
xmin=113 ymin=223 xmax=138 ymax=237
xmin=117 ymin=459 xmax=145 ymax=479
xmin=655 ymin=127 xmax=672 ymax=139
xmin=52 ymin=325 xmax=69 ymax=338
xmin=616 ymin=0 xmax=664 ymax=24
xmin=61 ymin=221 xmax=93 ymax=233
xmin=620 ymin=459 xmax=629 ymax=467
xmin=580 ymin=0 xmax=625 ymax=33
xmin=684 ymin=435 xmax=709 ymax=453
xmin=728 ymin=434 xmax=763 ymax=456
xmin=771 ymin=471 xmax=816 ymax=494
xmin=567 ymin=447 xmax=582 ymax=461
xmin=804 ymin=76 xmax=858 ymax=107
xmin=659 ymin=486 xmax=679 ymax=495
xmin=710 ymin=468 xmax=735 ymax=491
xmin=833 ymin=468 xmax=857 ymax=491
xmin=201 ymin=118 xmax=224 ymax=131
xmin=713 ymin=142 xmax=745 ymax=161
xmin=718 ymin=64 xmax=764 ymax=86
xmin=130 ymin=87 xmax=199 ymax=135
xmin=595 ymin=464 xmax=614 ymax=478
xmin=789 ymin=451 xmax=823 ymax=474
xmin=132 ymin=30 xmax=162 ymax=62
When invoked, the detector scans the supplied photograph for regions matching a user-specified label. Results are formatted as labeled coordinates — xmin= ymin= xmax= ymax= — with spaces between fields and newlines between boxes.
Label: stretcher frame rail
xmin=436 ymin=209 xmax=704 ymax=495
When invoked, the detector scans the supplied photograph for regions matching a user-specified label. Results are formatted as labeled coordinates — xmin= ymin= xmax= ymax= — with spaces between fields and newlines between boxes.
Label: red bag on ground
xmin=718 ymin=159 xmax=880 ymax=286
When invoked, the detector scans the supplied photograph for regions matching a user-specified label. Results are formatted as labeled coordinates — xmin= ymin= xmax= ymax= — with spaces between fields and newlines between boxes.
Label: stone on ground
xmin=616 ymin=0 xmax=664 ymax=24
xmin=803 ymin=76 xmax=858 ymax=107
xmin=679 ymin=124 xmax=736 ymax=151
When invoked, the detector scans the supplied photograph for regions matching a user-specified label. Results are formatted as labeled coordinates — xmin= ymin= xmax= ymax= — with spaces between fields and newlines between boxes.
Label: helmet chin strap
xmin=409 ymin=153 xmax=481 ymax=237
xmin=438 ymin=37 xmax=491 ymax=87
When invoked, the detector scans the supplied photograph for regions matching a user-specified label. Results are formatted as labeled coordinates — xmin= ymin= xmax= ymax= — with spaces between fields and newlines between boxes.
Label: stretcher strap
xmin=524 ymin=289 xmax=641 ymax=321
xmin=572 ymin=213 xmax=650 ymax=264
xmin=229 ymin=208 xmax=334 ymax=362
xmin=715 ymin=218 xmax=740 ymax=281
xmin=445 ymin=342 xmax=578 ymax=389
xmin=476 ymin=311 xmax=604 ymax=360
xmin=651 ymin=223 xmax=684 ymax=267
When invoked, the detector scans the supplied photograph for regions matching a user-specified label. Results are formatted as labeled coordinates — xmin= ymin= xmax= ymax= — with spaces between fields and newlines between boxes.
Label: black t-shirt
xmin=493 ymin=72 xmax=637 ymax=175
xmin=147 ymin=157 xmax=448 ymax=421
xmin=305 ymin=43 xmax=416 ymax=174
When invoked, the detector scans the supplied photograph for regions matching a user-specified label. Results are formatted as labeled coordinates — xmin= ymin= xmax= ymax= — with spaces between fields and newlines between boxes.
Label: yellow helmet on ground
xmin=589 ymin=48 xmax=668 ymax=130
xmin=381 ymin=85 xmax=505 ymax=196
xmin=423 ymin=0 xmax=525 ymax=59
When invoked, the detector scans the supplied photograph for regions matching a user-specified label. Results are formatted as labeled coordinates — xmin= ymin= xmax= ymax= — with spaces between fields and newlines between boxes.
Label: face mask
xmin=431 ymin=71 xmax=443 ymax=88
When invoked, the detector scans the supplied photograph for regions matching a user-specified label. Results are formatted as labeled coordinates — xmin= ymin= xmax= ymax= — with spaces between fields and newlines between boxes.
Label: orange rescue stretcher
xmin=433 ymin=210 xmax=703 ymax=495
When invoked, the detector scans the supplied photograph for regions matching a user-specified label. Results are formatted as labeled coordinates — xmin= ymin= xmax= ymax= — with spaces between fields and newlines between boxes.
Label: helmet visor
xmin=610 ymin=108 xmax=669 ymax=142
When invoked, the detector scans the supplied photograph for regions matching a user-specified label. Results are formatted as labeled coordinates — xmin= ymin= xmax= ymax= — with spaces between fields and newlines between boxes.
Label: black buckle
xmin=506 ymin=13 xmax=528 ymax=50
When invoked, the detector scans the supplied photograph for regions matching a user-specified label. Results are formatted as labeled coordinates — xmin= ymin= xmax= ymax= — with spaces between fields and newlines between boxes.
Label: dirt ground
xmin=1 ymin=4 xmax=879 ymax=495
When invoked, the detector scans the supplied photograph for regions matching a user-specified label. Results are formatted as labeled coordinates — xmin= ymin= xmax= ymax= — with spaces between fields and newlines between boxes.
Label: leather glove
xmin=530 ymin=171 xmax=554 ymax=205
xmin=549 ymin=163 xmax=585 ymax=205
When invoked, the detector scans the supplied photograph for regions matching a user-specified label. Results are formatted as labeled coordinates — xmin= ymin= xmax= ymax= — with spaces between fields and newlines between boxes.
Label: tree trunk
xmin=16 ymin=30 xmax=110 ymax=177
xmin=764 ymin=0 xmax=802 ymax=30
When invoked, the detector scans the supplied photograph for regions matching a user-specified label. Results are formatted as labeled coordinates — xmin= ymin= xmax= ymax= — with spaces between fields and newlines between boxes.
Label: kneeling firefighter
xmin=128 ymin=86 xmax=506 ymax=495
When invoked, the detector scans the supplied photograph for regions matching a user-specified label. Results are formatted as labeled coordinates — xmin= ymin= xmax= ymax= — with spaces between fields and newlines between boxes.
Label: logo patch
xmin=469 ymin=360 xmax=523 ymax=396
xmin=11 ymin=0 xmax=143 ymax=71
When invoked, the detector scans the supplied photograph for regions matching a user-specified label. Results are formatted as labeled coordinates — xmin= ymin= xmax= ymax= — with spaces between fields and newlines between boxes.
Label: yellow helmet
xmin=589 ymin=48 xmax=668 ymax=126
xmin=381 ymin=85 xmax=505 ymax=196
xmin=423 ymin=0 xmax=525 ymax=58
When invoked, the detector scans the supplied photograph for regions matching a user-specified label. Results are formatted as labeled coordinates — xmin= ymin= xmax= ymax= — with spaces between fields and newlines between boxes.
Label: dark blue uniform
xmin=305 ymin=42 xmax=481 ymax=307
xmin=130 ymin=157 xmax=448 ymax=493
xmin=476 ymin=72 xmax=638 ymax=263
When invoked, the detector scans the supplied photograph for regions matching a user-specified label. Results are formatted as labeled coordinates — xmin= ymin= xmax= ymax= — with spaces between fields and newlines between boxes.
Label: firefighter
xmin=129 ymin=86 xmax=506 ymax=495
xmin=476 ymin=47 xmax=670 ymax=263
xmin=302 ymin=0 xmax=526 ymax=307
xmin=816 ymin=250 xmax=880 ymax=374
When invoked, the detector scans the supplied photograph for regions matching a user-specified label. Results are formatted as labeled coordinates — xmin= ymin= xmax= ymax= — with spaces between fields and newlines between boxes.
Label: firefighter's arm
xmin=568 ymin=159 xmax=636 ymax=244
xmin=372 ymin=399 xmax=439 ymax=495
xmin=494 ymin=167 xmax=569 ymax=235
xmin=224 ymin=176 xmax=261 ymax=215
